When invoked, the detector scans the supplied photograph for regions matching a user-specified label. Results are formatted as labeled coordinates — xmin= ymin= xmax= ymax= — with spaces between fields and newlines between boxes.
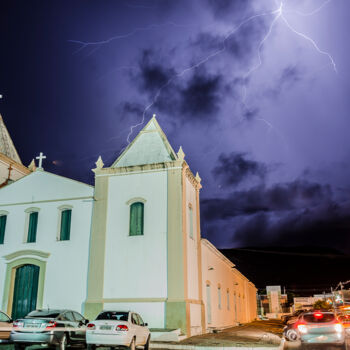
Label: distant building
xmin=258 ymin=286 xmax=289 ymax=317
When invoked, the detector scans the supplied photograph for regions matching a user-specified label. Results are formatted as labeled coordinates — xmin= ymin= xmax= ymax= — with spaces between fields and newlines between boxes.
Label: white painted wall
xmin=103 ymin=302 xmax=165 ymax=328
xmin=103 ymin=170 xmax=168 ymax=327
xmin=201 ymin=240 xmax=257 ymax=329
xmin=0 ymin=170 xmax=93 ymax=315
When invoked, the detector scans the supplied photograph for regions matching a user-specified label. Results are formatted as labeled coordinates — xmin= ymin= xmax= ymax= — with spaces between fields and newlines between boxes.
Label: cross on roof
xmin=36 ymin=152 xmax=46 ymax=169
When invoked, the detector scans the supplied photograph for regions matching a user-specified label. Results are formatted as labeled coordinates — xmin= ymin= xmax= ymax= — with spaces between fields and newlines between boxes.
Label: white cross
xmin=36 ymin=152 xmax=46 ymax=169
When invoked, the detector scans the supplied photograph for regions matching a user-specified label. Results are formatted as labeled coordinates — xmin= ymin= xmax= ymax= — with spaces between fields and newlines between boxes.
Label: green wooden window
xmin=129 ymin=202 xmax=144 ymax=236
xmin=0 ymin=215 xmax=7 ymax=244
xmin=60 ymin=209 xmax=72 ymax=241
xmin=27 ymin=212 xmax=38 ymax=243
xmin=189 ymin=207 xmax=193 ymax=238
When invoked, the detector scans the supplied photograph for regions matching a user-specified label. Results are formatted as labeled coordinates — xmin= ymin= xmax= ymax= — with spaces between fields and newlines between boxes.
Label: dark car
xmin=281 ymin=309 xmax=305 ymax=324
xmin=297 ymin=310 xmax=345 ymax=349
xmin=10 ymin=309 xmax=89 ymax=350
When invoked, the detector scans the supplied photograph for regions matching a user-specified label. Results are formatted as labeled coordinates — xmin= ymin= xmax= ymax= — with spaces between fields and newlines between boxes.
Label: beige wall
xmin=201 ymin=239 xmax=257 ymax=330
xmin=0 ymin=154 xmax=30 ymax=185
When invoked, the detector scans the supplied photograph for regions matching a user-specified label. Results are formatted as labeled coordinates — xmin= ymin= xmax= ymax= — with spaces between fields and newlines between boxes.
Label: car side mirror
xmin=8 ymin=319 xmax=13 ymax=323
xmin=143 ymin=323 xmax=148 ymax=327
xmin=84 ymin=319 xmax=90 ymax=325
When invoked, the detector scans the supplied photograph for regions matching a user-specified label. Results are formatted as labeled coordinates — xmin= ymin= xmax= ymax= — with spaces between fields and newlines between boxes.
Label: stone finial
xmin=195 ymin=172 xmax=202 ymax=183
xmin=95 ymin=156 xmax=104 ymax=169
xmin=177 ymin=146 xmax=185 ymax=161
xmin=28 ymin=159 xmax=36 ymax=172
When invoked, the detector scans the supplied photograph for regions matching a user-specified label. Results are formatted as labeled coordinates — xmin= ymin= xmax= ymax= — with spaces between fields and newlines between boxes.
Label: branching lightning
xmin=69 ymin=0 xmax=337 ymax=146
xmin=68 ymin=21 xmax=193 ymax=55
xmin=125 ymin=0 xmax=337 ymax=143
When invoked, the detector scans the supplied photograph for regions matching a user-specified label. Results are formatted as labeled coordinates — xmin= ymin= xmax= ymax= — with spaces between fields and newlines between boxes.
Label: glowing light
xmin=68 ymin=21 xmax=193 ymax=55
xmin=70 ymin=0 xmax=337 ymax=144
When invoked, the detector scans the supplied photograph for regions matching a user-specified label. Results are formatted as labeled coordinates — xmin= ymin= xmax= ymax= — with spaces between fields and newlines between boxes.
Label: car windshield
xmin=26 ymin=310 xmax=60 ymax=318
xmin=96 ymin=312 xmax=128 ymax=321
xmin=304 ymin=313 xmax=335 ymax=323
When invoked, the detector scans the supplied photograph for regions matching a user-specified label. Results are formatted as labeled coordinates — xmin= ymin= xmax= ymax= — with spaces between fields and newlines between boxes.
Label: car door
xmin=136 ymin=314 xmax=148 ymax=344
xmin=131 ymin=313 xmax=143 ymax=345
xmin=63 ymin=311 xmax=78 ymax=342
xmin=72 ymin=311 xmax=87 ymax=343
xmin=0 ymin=312 xmax=12 ymax=340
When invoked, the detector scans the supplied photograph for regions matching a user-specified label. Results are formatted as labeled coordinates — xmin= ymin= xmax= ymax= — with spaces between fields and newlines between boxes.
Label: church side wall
xmin=201 ymin=240 xmax=257 ymax=330
xmin=102 ymin=170 xmax=168 ymax=328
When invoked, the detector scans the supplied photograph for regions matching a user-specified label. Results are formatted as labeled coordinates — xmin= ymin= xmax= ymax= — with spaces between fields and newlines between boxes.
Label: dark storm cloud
xmin=179 ymin=71 xmax=222 ymax=118
xmin=232 ymin=201 xmax=350 ymax=252
xmin=194 ymin=15 xmax=267 ymax=64
xmin=213 ymin=152 xmax=267 ymax=187
xmin=202 ymin=180 xmax=332 ymax=220
xmin=137 ymin=49 xmax=175 ymax=94
xmin=205 ymin=0 xmax=252 ymax=22
xmin=134 ymin=49 xmax=223 ymax=121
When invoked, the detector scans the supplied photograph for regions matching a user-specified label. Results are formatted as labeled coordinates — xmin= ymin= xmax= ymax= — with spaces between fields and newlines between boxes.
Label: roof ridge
xmin=0 ymin=114 xmax=22 ymax=164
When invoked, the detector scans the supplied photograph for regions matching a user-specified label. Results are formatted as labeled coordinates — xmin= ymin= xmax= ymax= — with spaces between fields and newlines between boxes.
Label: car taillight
xmin=46 ymin=321 xmax=57 ymax=329
xmin=13 ymin=321 xmax=24 ymax=328
xmin=335 ymin=323 xmax=343 ymax=333
xmin=87 ymin=323 xmax=96 ymax=330
xmin=116 ymin=324 xmax=128 ymax=331
xmin=297 ymin=324 xmax=308 ymax=334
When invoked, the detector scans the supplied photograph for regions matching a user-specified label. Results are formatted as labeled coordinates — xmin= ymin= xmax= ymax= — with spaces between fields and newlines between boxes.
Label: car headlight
xmin=334 ymin=323 xmax=343 ymax=333
xmin=297 ymin=324 xmax=308 ymax=334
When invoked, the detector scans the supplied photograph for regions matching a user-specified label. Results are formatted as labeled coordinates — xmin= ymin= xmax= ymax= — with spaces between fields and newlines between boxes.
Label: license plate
xmin=100 ymin=325 xmax=112 ymax=330
xmin=26 ymin=324 xmax=40 ymax=328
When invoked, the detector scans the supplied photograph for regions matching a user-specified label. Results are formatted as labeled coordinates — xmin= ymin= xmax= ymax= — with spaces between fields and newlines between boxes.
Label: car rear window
xmin=96 ymin=312 xmax=128 ymax=321
xmin=304 ymin=313 xmax=335 ymax=323
xmin=26 ymin=310 xmax=60 ymax=318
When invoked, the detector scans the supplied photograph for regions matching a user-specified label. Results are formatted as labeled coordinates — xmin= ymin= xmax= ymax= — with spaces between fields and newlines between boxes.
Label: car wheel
xmin=14 ymin=344 xmax=26 ymax=350
xmin=56 ymin=333 xmax=68 ymax=350
xmin=144 ymin=336 xmax=150 ymax=350
xmin=286 ymin=329 xmax=298 ymax=342
xmin=87 ymin=345 xmax=96 ymax=350
xmin=129 ymin=337 xmax=136 ymax=350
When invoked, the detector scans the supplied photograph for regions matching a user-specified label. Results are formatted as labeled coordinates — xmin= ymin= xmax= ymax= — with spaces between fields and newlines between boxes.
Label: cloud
xmin=133 ymin=49 xmax=224 ymax=121
xmin=201 ymin=179 xmax=350 ymax=252
xmin=137 ymin=49 xmax=175 ymax=94
xmin=213 ymin=152 xmax=267 ymax=187
xmin=202 ymin=180 xmax=333 ymax=220
xmin=205 ymin=0 xmax=252 ymax=22
xmin=179 ymin=71 xmax=222 ymax=118
xmin=232 ymin=201 xmax=350 ymax=252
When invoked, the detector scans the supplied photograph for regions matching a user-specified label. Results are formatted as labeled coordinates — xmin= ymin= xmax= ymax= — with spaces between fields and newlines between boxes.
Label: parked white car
xmin=86 ymin=311 xmax=150 ymax=350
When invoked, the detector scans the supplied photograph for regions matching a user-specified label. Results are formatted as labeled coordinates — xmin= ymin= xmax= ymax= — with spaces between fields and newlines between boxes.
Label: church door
xmin=11 ymin=264 xmax=39 ymax=320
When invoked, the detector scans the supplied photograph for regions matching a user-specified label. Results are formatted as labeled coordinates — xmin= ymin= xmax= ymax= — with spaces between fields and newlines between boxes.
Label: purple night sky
xmin=1 ymin=0 xmax=350 ymax=253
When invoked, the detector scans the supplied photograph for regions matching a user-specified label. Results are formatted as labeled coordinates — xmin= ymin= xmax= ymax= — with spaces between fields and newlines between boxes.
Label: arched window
xmin=0 ymin=211 xmax=8 ymax=244
xmin=129 ymin=202 xmax=144 ymax=236
xmin=25 ymin=208 xmax=40 ymax=243
xmin=60 ymin=209 xmax=72 ymax=241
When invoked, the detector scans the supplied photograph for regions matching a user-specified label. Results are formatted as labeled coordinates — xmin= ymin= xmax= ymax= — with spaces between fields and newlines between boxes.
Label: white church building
xmin=0 ymin=116 xmax=257 ymax=337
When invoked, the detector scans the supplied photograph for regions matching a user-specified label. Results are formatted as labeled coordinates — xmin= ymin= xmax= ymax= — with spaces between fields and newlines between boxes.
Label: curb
xmin=150 ymin=338 xmax=283 ymax=350
xmin=150 ymin=345 xmax=281 ymax=350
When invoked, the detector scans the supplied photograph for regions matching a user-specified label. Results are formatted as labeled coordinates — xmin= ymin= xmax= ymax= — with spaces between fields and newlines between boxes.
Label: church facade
xmin=0 ymin=116 xmax=257 ymax=337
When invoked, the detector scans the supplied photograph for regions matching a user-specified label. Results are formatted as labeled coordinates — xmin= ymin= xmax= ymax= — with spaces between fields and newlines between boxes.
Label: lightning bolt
xmin=125 ymin=0 xmax=337 ymax=143
xmin=69 ymin=1 xmax=337 ymax=146
xmin=68 ymin=21 xmax=193 ymax=55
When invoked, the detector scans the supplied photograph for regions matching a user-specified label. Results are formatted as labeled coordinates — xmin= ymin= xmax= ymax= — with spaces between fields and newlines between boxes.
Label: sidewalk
xmin=151 ymin=320 xmax=284 ymax=349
